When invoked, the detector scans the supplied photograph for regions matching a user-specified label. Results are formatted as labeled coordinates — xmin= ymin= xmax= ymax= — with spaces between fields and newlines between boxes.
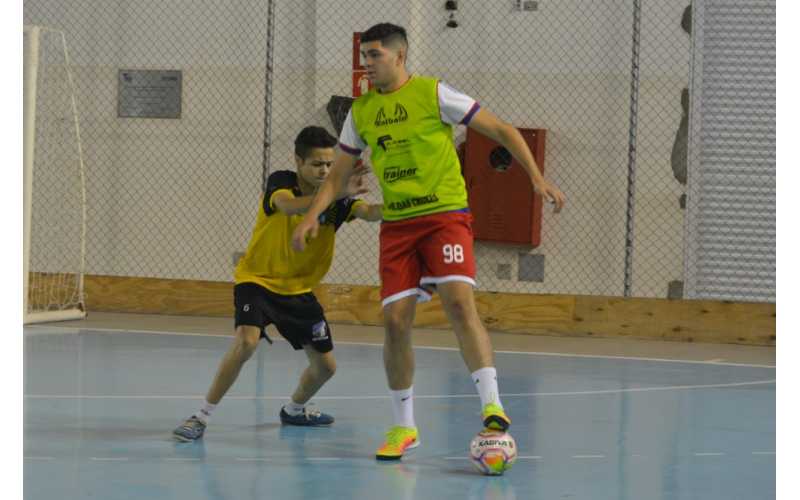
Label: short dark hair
xmin=361 ymin=23 xmax=408 ymax=48
xmin=294 ymin=126 xmax=337 ymax=160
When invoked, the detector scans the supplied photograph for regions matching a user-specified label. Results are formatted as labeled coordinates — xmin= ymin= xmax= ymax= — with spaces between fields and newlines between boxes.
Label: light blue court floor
xmin=24 ymin=326 xmax=775 ymax=500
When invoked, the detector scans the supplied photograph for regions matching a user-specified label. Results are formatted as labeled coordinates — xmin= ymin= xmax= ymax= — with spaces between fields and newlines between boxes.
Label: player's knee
xmin=314 ymin=355 xmax=337 ymax=379
xmin=442 ymin=297 xmax=480 ymax=324
xmin=234 ymin=327 xmax=260 ymax=359
xmin=384 ymin=310 xmax=413 ymax=336
xmin=236 ymin=339 xmax=259 ymax=361
xmin=443 ymin=297 xmax=472 ymax=324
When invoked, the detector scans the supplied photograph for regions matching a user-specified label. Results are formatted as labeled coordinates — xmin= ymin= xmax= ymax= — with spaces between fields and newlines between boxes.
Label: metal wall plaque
xmin=118 ymin=70 xmax=182 ymax=118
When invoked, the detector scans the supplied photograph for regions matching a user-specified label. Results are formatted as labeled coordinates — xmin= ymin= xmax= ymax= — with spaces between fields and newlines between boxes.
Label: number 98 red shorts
xmin=379 ymin=210 xmax=476 ymax=307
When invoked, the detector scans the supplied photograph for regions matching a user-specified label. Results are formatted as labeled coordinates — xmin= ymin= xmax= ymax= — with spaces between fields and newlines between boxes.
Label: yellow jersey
xmin=234 ymin=170 xmax=364 ymax=295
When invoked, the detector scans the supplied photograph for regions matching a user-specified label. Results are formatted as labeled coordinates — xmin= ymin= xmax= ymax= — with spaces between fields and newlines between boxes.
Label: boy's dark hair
xmin=361 ymin=23 xmax=408 ymax=49
xmin=294 ymin=126 xmax=337 ymax=160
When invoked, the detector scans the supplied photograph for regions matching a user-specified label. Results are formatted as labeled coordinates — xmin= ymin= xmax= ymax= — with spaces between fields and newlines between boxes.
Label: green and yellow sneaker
xmin=375 ymin=426 xmax=419 ymax=461
xmin=482 ymin=403 xmax=511 ymax=431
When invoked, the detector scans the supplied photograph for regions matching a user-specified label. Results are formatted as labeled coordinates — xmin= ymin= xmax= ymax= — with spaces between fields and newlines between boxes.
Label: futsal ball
xmin=469 ymin=429 xmax=517 ymax=475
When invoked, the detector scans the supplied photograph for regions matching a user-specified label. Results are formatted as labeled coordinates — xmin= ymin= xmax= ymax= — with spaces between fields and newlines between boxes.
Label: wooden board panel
xmin=85 ymin=275 xmax=232 ymax=316
xmin=82 ymin=275 xmax=775 ymax=345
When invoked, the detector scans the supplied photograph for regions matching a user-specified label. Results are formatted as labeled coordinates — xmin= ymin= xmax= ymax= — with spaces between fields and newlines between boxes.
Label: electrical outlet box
xmin=496 ymin=263 xmax=512 ymax=280
xmin=518 ymin=254 xmax=545 ymax=282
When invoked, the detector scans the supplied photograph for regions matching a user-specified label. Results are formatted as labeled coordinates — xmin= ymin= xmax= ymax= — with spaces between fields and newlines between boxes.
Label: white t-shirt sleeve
xmin=338 ymin=110 xmax=366 ymax=155
xmin=438 ymin=81 xmax=481 ymax=126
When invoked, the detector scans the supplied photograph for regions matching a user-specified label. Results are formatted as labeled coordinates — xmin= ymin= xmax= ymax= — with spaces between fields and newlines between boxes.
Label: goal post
xmin=23 ymin=25 xmax=87 ymax=324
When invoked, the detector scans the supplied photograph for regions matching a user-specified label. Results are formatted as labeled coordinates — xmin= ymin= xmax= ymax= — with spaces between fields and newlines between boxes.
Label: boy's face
xmin=361 ymin=40 xmax=404 ymax=87
xmin=295 ymin=147 xmax=335 ymax=187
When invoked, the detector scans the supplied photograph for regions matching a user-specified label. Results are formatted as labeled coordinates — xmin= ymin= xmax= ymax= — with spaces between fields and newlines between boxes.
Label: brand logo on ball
xmin=478 ymin=439 xmax=513 ymax=448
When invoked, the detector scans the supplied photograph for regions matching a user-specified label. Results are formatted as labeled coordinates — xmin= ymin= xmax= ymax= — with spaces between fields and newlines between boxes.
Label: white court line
xmin=235 ymin=457 xmax=341 ymax=462
xmin=23 ymin=379 xmax=776 ymax=401
xmin=752 ymin=451 xmax=775 ymax=455
xmin=500 ymin=379 xmax=776 ymax=397
xmin=90 ymin=457 xmax=129 ymax=462
xmin=694 ymin=452 xmax=725 ymax=456
xmin=163 ymin=458 xmax=201 ymax=462
xmin=445 ymin=456 xmax=541 ymax=460
xmin=24 ymin=456 xmax=55 ymax=461
xmin=573 ymin=455 xmax=606 ymax=459
xmin=25 ymin=325 xmax=775 ymax=369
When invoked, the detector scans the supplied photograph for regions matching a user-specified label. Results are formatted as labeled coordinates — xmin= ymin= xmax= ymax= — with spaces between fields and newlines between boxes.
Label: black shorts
xmin=233 ymin=282 xmax=333 ymax=353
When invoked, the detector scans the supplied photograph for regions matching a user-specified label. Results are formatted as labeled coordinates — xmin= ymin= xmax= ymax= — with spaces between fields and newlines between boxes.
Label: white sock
xmin=195 ymin=400 xmax=216 ymax=423
xmin=284 ymin=400 xmax=305 ymax=416
xmin=390 ymin=387 xmax=416 ymax=428
xmin=472 ymin=367 xmax=503 ymax=409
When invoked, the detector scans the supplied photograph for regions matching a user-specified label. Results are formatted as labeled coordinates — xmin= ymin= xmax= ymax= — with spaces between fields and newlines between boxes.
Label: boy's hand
xmin=339 ymin=160 xmax=370 ymax=199
xmin=534 ymin=181 xmax=566 ymax=213
xmin=292 ymin=217 xmax=319 ymax=252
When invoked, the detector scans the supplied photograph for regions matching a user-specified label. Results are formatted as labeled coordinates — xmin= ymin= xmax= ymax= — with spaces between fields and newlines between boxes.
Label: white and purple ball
xmin=469 ymin=429 xmax=518 ymax=475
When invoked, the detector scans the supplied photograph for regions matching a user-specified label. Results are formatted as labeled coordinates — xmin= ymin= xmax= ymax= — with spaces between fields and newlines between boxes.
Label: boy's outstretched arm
xmin=273 ymin=165 xmax=368 ymax=217
xmin=272 ymin=192 xmax=316 ymax=216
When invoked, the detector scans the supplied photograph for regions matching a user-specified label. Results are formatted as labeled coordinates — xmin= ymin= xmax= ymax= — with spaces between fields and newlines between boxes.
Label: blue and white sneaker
xmin=279 ymin=405 xmax=334 ymax=426
xmin=173 ymin=415 xmax=207 ymax=442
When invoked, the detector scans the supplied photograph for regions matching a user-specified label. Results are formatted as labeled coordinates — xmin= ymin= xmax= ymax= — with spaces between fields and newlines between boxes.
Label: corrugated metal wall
xmin=685 ymin=0 xmax=776 ymax=302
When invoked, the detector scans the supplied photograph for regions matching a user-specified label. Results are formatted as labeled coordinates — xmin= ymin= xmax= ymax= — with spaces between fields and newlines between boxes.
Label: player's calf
xmin=310 ymin=354 xmax=337 ymax=381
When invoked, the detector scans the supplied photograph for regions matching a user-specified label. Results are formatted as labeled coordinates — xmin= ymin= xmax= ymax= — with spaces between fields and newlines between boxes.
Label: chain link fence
xmin=23 ymin=1 xmax=775 ymax=303
xmin=25 ymin=0 xmax=269 ymax=283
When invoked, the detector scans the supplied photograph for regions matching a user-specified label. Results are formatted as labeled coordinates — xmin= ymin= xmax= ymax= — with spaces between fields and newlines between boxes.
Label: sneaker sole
xmin=483 ymin=416 xmax=511 ymax=431
xmin=280 ymin=420 xmax=334 ymax=427
xmin=172 ymin=433 xmax=201 ymax=443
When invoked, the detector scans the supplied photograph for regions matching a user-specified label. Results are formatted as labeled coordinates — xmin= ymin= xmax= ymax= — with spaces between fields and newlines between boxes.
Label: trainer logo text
xmin=383 ymin=166 xmax=418 ymax=183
